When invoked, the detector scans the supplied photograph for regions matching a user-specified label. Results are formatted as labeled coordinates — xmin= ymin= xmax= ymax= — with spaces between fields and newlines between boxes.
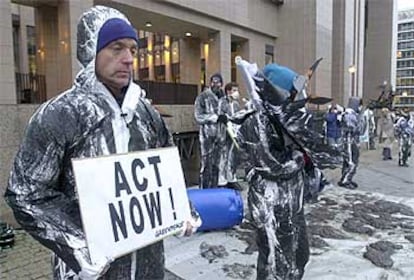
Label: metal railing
xmin=14 ymin=74 xmax=197 ymax=105
xmin=15 ymin=72 xmax=46 ymax=104
xmin=136 ymin=80 xmax=198 ymax=104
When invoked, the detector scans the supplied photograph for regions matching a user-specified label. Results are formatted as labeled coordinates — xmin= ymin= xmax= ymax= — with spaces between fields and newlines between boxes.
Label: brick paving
xmin=0 ymin=231 xmax=51 ymax=280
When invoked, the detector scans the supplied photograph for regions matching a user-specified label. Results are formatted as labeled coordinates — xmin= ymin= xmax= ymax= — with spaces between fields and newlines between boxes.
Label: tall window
xmin=265 ymin=44 xmax=274 ymax=65
xmin=138 ymin=30 xmax=149 ymax=80
xmin=231 ymin=42 xmax=239 ymax=82
xmin=12 ymin=15 xmax=20 ymax=73
xmin=27 ymin=26 xmax=37 ymax=74
xmin=154 ymin=34 xmax=165 ymax=81
xmin=136 ymin=31 xmax=180 ymax=82
xmin=171 ymin=40 xmax=180 ymax=83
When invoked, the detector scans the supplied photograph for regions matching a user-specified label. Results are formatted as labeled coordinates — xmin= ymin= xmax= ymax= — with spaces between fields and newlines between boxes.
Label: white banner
xmin=72 ymin=147 xmax=191 ymax=264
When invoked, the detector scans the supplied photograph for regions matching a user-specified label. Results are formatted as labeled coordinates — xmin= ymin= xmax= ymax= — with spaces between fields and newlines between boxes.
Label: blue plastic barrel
xmin=187 ymin=188 xmax=244 ymax=231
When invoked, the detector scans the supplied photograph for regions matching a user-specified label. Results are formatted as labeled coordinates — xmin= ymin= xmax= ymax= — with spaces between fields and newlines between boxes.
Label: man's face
xmin=210 ymin=77 xmax=222 ymax=93
xmin=95 ymin=38 xmax=137 ymax=92
xmin=228 ymin=86 xmax=240 ymax=99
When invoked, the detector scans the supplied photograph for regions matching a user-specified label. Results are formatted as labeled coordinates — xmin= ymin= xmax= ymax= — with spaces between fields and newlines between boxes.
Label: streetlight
xmin=348 ymin=65 xmax=357 ymax=96
xmin=348 ymin=65 xmax=357 ymax=74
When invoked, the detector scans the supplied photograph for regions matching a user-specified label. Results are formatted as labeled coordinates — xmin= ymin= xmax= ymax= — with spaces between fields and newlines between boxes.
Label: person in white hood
xmin=338 ymin=97 xmax=363 ymax=189
xmin=223 ymin=82 xmax=243 ymax=190
xmin=5 ymin=6 xmax=199 ymax=280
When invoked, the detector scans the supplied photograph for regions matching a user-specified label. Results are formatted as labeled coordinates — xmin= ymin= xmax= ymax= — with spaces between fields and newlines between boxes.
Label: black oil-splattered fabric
xmin=194 ymin=88 xmax=231 ymax=188
xmin=339 ymin=108 xmax=362 ymax=185
xmin=237 ymin=112 xmax=308 ymax=279
xmin=394 ymin=115 xmax=414 ymax=166
xmin=234 ymin=58 xmax=341 ymax=279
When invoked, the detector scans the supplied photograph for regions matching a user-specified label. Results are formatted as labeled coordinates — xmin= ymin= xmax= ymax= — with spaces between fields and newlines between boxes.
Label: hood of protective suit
xmin=347 ymin=97 xmax=361 ymax=113
xmin=75 ymin=6 xmax=134 ymax=92
xmin=77 ymin=6 xmax=130 ymax=68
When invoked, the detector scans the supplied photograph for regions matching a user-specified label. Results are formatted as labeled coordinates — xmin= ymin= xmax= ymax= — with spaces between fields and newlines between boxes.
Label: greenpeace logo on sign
xmin=155 ymin=221 xmax=184 ymax=238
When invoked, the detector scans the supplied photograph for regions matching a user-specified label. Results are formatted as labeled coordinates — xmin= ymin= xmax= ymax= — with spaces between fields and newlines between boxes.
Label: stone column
xmin=17 ymin=6 xmax=35 ymax=74
xmin=206 ymin=31 xmax=231 ymax=85
xmin=56 ymin=1 xmax=73 ymax=93
xmin=0 ymin=0 xmax=17 ymax=104
xmin=164 ymin=35 xmax=172 ymax=83
xmin=66 ymin=0 xmax=93 ymax=79
xmin=35 ymin=6 xmax=58 ymax=100
xmin=179 ymin=37 xmax=201 ymax=87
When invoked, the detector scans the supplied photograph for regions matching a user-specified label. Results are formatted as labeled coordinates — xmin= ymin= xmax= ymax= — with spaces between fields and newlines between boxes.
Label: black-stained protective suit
xmin=194 ymin=88 xmax=230 ymax=188
xmin=235 ymin=59 xmax=341 ymax=279
xmin=5 ymin=6 xmax=175 ymax=280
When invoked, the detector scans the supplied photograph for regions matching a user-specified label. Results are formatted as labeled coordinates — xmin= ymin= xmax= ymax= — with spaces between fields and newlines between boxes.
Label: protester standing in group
xmin=338 ymin=97 xmax=363 ymax=189
xmin=194 ymin=73 xmax=229 ymax=188
xmin=4 ymin=6 xmax=199 ymax=279
xmin=394 ymin=109 xmax=414 ymax=167
xmin=235 ymin=59 xmax=340 ymax=279
xmin=223 ymin=82 xmax=243 ymax=190
xmin=366 ymin=105 xmax=377 ymax=150
xmin=237 ymin=62 xmax=309 ymax=279
xmin=379 ymin=107 xmax=396 ymax=160
xmin=325 ymin=105 xmax=342 ymax=147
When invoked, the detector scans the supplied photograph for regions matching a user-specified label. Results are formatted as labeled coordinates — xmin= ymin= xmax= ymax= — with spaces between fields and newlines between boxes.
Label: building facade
xmin=331 ymin=0 xmax=367 ymax=106
xmin=363 ymin=0 xmax=398 ymax=105
xmin=396 ymin=8 xmax=414 ymax=96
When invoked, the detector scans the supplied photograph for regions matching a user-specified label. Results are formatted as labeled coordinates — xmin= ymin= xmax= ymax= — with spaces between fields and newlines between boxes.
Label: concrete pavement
xmin=356 ymin=146 xmax=414 ymax=198
xmin=1 ymin=144 xmax=413 ymax=279
xmin=164 ymin=144 xmax=414 ymax=279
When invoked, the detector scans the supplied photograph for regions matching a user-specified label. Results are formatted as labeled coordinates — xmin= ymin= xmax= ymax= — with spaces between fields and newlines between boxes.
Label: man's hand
xmin=229 ymin=109 xmax=256 ymax=125
xmin=74 ymin=248 xmax=112 ymax=280
xmin=177 ymin=216 xmax=202 ymax=237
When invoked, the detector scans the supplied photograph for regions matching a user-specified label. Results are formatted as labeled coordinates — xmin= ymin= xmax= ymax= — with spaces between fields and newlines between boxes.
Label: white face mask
xmin=231 ymin=90 xmax=240 ymax=100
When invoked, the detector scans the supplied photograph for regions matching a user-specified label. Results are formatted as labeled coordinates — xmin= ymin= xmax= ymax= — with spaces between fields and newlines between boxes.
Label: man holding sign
xmin=5 ymin=5 xmax=200 ymax=280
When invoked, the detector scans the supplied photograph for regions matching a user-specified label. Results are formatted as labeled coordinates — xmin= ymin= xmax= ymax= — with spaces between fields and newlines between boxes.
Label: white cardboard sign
xmin=72 ymin=146 xmax=191 ymax=264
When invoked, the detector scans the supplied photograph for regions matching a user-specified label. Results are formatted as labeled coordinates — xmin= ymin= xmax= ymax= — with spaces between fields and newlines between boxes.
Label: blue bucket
xmin=187 ymin=188 xmax=244 ymax=231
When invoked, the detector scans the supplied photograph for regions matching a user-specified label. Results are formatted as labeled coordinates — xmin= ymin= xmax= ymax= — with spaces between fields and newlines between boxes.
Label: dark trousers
xmin=248 ymin=173 xmax=309 ymax=280
xmin=256 ymin=209 xmax=309 ymax=280
xmin=53 ymin=241 xmax=164 ymax=280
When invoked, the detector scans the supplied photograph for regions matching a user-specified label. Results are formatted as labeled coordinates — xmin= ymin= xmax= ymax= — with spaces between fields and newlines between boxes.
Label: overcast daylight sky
xmin=398 ymin=0 xmax=414 ymax=11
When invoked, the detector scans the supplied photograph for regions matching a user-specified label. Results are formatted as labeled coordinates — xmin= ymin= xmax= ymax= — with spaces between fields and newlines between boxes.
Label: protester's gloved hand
xmin=292 ymin=150 xmax=305 ymax=170
xmin=281 ymin=151 xmax=305 ymax=177
xmin=217 ymin=114 xmax=228 ymax=124
xmin=74 ymin=247 xmax=112 ymax=280
xmin=176 ymin=215 xmax=202 ymax=237
xmin=229 ymin=109 xmax=256 ymax=125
